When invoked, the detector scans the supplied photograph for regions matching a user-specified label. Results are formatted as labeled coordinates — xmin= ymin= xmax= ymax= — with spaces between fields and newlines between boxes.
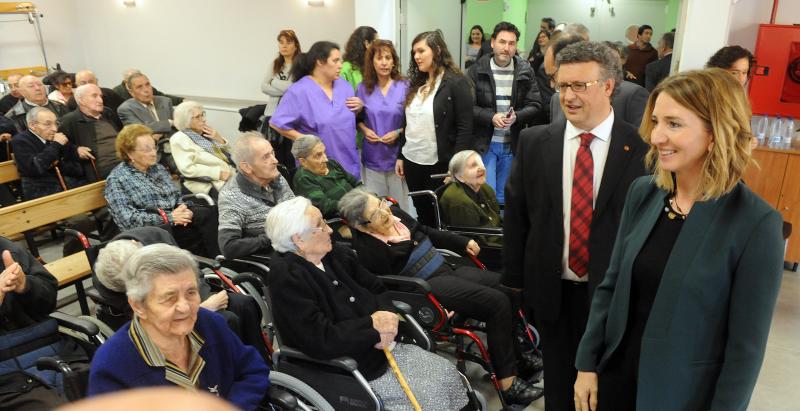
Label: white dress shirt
xmin=561 ymin=109 xmax=615 ymax=281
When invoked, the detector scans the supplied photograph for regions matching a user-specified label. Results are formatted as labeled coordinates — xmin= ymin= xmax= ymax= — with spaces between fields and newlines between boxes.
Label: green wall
xmin=665 ymin=0 xmax=680 ymax=32
xmin=463 ymin=0 xmax=530 ymax=57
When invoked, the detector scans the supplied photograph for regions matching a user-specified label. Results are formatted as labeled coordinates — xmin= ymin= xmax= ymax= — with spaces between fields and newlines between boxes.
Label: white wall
xmin=73 ymin=0 xmax=355 ymax=102
xmin=673 ymin=0 xmax=733 ymax=71
xmin=355 ymin=0 xmax=398 ymax=44
xmin=0 ymin=0 xmax=86 ymax=73
xmin=525 ymin=0 xmax=670 ymax=47
xmin=400 ymin=0 xmax=463 ymax=70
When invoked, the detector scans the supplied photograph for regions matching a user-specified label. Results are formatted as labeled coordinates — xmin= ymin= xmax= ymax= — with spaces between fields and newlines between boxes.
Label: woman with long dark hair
xmin=261 ymin=29 xmax=301 ymax=168
xmin=341 ymin=26 xmax=378 ymax=91
xmin=397 ymin=30 xmax=473 ymax=226
xmin=527 ymin=29 xmax=550 ymax=72
xmin=270 ymin=41 xmax=364 ymax=179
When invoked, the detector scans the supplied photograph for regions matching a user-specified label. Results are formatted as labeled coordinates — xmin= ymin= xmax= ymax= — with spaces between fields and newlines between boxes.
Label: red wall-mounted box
xmin=750 ymin=24 xmax=800 ymax=117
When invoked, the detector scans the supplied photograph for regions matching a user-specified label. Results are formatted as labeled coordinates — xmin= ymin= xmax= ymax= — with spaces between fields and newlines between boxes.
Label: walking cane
xmin=383 ymin=347 xmax=423 ymax=411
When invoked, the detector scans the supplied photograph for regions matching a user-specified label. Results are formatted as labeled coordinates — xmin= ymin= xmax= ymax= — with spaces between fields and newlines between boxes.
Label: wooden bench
xmin=0 ymin=181 xmax=107 ymax=314
xmin=0 ymin=160 xmax=19 ymax=184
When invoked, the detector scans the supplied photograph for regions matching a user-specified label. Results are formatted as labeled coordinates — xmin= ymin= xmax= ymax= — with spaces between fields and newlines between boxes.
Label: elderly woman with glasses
xmin=88 ymin=244 xmax=270 ymax=411
xmin=104 ymin=124 xmax=220 ymax=257
xmin=291 ymin=134 xmax=360 ymax=218
xmin=338 ymin=189 xmax=544 ymax=406
xmin=170 ymin=101 xmax=235 ymax=197
xmin=266 ymin=196 xmax=469 ymax=410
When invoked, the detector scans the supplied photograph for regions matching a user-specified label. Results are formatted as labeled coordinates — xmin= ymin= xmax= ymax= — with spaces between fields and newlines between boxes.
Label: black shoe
xmin=503 ymin=376 xmax=545 ymax=406
xmin=518 ymin=351 xmax=544 ymax=383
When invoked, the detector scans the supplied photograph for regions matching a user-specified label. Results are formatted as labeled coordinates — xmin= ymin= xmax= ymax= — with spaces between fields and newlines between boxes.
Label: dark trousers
xmin=172 ymin=205 xmax=221 ymax=258
xmin=537 ymin=280 xmax=590 ymax=411
xmin=427 ymin=266 xmax=518 ymax=379
xmin=403 ymin=160 xmax=447 ymax=227
xmin=0 ymin=374 xmax=65 ymax=411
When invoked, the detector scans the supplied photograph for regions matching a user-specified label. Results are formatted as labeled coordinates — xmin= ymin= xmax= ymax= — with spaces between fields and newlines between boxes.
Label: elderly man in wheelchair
xmin=266 ymin=197 xmax=477 ymax=410
xmin=338 ymin=188 xmax=543 ymax=407
xmin=0 ymin=236 xmax=97 ymax=409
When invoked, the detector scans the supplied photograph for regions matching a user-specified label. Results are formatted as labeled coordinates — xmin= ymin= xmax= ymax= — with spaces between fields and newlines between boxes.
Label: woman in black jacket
xmin=397 ymin=30 xmax=474 ymax=226
xmin=338 ymin=189 xmax=543 ymax=406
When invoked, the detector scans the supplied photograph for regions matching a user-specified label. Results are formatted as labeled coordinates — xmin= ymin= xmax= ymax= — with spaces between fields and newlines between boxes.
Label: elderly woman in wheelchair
xmin=88 ymin=244 xmax=270 ymax=411
xmin=439 ymin=150 xmax=502 ymax=248
xmin=338 ymin=188 xmax=543 ymax=406
xmin=266 ymin=197 xmax=470 ymax=410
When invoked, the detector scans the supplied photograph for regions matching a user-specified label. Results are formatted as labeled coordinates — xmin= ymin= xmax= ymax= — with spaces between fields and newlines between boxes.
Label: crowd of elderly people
xmin=1 ymin=28 xmax=784 ymax=411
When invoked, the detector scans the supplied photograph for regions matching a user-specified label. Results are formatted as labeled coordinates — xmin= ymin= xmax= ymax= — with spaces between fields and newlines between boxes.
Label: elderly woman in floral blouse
xmin=104 ymin=124 xmax=220 ymax=257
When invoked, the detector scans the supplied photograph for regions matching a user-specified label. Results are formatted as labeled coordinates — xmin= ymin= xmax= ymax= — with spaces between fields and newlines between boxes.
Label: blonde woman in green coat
xmin=574 ymin=69 xmax=784 ymax=411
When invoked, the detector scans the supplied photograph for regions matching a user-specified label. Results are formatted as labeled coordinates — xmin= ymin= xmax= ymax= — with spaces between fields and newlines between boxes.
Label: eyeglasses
xmin=363 ymin=198 xmax=390 ymax=226
xmin=555 ymin=79 xmax=602 ymax=93
xmin=304 ymin=218 xmax=330 ymax=234
xmin=192 ymin=111 xmax=207 ymax=120
xmin=135 ymin=145 xmax=157 ymax=153
xmin=35 ymin=120 xmax=60 ymax=128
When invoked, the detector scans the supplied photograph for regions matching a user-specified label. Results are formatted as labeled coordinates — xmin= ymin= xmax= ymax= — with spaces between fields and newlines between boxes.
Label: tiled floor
xmin=45 ymin=235 xmax=799 ymax=410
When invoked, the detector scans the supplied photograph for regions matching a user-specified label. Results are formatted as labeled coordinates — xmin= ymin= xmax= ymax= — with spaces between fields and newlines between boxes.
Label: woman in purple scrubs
xmin=270 ymin=41 xmax=364 ymax=179
xmin=357 ymin=40 xmax=411 ymax=211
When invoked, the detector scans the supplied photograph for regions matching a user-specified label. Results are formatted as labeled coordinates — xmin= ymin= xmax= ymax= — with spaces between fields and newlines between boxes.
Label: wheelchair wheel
xmin=270 ymin=371 xmax=335 ymax=411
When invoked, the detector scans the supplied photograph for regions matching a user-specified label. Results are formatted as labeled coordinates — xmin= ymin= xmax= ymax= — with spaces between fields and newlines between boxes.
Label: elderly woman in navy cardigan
xmin=87 ymin=244 xmax=269 ymax=410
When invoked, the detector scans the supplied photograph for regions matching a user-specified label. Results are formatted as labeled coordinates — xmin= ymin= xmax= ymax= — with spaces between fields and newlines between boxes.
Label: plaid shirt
xmin=104 ymin=162 xmax=181 ymax=230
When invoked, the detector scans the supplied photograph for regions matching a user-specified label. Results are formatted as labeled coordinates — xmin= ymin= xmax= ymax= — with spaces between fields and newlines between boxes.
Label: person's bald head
xmin=75 ymin=84 xmax=104 ymax=117
xmin=6 ymin=73 xmax=23 ymax=98
xmin=56 ymin=387 xmax=238 ymax=411
xmin=18 ymin=75 xmax=48 ymax=105
xmin=75 ymin=70 xmax=98 ymax=86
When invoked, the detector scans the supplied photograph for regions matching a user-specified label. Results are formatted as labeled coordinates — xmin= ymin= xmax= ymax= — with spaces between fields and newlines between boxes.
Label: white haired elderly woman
xmin=265 ymin=196 xmax=469 ymax=410
xmin=291 ymin=134 xmax=360 ymax=218
xmin=439 ymin=150 xmax=501 ymax=236
xmin=88 ymin=244 xmax=270 ymax=411
xmin=169 ymin=101 xmax=236 ymax=197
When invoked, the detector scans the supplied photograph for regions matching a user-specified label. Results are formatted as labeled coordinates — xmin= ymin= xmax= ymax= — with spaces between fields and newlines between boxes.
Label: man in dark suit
xmin=113 ymin=68 xmax=183 ymax=107
xmin=116 ymin=72 xmax=174 ymax=135
xmin=59 ymin=84 xmax=124 ymax=180
xmin=117 ymin=72 xmax=176 ymax=170
xmin=549 ymin=36 xmax=649 ymax=128
xmin=10 ymin=107 xmax=86 ymax=200
xmin=645 ymin=32 xmax=674 ymax=91
xmin=504 ymin=41 xmax=648 ymax=411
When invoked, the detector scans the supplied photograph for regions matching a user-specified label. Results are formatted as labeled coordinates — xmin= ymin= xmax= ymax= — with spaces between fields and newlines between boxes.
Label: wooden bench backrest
xmin=0 ymin=160 xmax=19 ymax=184
xmin=44 ymin=250 xmax=92 ymax=286
xmin=0 ymin=180 xmax=107 ymax=237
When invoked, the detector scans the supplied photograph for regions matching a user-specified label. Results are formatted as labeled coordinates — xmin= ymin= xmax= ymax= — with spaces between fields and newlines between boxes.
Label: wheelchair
xmin=270 ymin=299 xmax=486 ymax=411
xmin=375 ymin=250 xmax=541 ymax=410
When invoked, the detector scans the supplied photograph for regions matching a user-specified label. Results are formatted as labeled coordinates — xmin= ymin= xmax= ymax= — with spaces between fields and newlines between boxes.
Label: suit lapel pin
xmin=623 ymin=145 xmax=630 ymax=151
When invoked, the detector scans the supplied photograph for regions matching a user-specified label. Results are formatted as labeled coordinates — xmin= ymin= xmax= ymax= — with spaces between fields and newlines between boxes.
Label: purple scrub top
xmin=271 ymin=76 xmax=360 ymax=179
xmin=356 ymin=79 xmax=409 ymax=173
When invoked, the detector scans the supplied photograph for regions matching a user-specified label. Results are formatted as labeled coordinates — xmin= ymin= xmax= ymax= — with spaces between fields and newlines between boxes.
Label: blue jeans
xmin=482 ymin=141 xmax=513 ymax=204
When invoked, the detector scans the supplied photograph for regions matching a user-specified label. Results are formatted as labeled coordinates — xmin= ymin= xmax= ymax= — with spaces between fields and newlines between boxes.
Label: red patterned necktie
xmin=568 ymin=132 xmax=595 ymax=278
